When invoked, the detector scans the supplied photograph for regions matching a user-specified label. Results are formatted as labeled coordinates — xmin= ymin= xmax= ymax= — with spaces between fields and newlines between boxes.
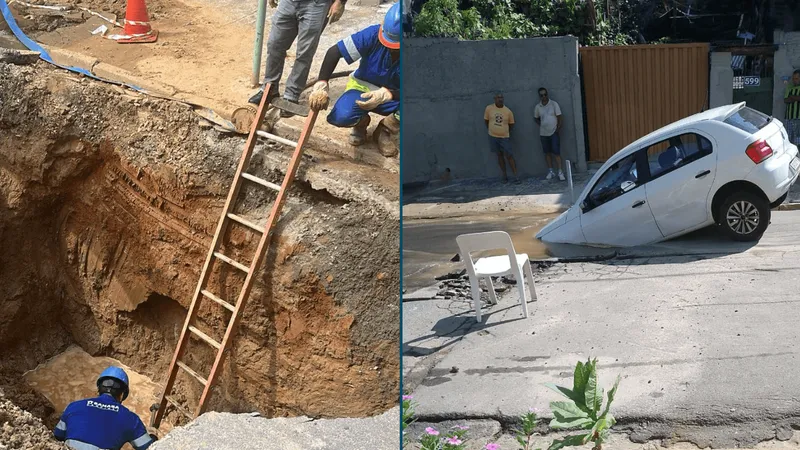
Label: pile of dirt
xmin=0 ymin=59 xmax=398 ymax=430
xmin=14 ymin=0 xmax=169 ymax=33
xmin=0 ymin=388 xmax=66 ymax=450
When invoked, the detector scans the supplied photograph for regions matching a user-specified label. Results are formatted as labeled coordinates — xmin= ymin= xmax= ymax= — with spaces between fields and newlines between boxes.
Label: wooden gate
xmin=580 ymin=43 xmax=709 ymax=162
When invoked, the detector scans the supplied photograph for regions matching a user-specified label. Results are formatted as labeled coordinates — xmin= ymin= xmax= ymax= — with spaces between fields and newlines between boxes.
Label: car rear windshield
xmin=723 ymin=107 xmax=772 ymax=134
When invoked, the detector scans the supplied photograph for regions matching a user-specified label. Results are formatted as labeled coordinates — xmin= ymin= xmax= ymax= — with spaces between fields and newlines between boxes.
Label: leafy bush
xmin=412 ymin=0 xmax=639 ymax=45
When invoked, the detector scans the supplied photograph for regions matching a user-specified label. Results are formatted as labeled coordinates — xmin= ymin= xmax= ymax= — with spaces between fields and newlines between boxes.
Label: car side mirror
xmin=580 ymin=198 xmax=592 ymax=212
xmin=620 ymin=180 xmax=636 ymax=193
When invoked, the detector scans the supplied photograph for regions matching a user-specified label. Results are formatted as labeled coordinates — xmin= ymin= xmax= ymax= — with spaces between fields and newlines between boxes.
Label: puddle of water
xmin=23 ymin=346 xmax=173 ymax=435
xmin=402 ymin=212 xmax=560 ymax=290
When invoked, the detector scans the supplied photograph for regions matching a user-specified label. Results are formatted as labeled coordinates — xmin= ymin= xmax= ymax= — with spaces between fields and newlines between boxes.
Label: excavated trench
xmin=0 ymin=60 xmax=399 ymax=442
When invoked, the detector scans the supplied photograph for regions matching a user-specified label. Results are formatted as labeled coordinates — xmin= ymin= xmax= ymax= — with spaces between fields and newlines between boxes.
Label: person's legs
xmin=551 ymin=133 xmax=565 ymax=180
xmin=500 ymin=138 xmax=518 ymax=179
xmin=490 ymin=137 xmax=508 ymax=181
xmin=541 ymin=136 xmax=555 ymax=179
xmin=284 ymin=0 xmax=330 ymax=103
xmin=327 ymin=89 xmax=373 ymax=145
xmin=250 ymin=1 xmax=298 ymax=105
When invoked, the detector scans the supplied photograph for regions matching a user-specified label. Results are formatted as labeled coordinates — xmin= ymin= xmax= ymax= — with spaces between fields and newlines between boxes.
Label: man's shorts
xmin=540 ymin=133 xmax=561 ymax=155
xmin=489 ymin=136 xmax=513 ymax=155
xmin=788 ymin=119 xmax=800 ymax=146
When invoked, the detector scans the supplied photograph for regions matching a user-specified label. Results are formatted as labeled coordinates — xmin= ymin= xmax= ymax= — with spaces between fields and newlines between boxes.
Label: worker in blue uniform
xmin=308 ymin=1 xmax=400 ymax=150
xmin=54 ymin=366 xmax=156 ymax=450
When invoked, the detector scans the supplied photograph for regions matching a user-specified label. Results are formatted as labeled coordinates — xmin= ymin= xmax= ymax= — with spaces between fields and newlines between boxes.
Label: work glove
xmin=355 ymin=87 xmax=393 ymax=111
xmin=269 ymin=0 xmax=278 ymax=8
xmin=308 ymin=81 xmax=330 ymax=111
xmin=328 ymin=0 xmax=344 ymax=23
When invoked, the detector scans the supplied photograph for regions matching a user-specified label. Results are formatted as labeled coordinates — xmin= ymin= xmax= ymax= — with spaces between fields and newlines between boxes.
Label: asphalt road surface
xmin=403 ymin=211 xmax=800 ymax=448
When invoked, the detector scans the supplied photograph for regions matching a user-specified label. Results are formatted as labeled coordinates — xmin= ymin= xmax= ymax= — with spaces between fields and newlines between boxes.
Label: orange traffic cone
xmin=107 ymin=0 xmax=158 ymax=43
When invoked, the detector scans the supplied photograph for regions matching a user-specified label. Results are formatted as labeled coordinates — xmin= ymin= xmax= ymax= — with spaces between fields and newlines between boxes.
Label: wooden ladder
xmin=152 ymin=83 xmax=318 ymax=428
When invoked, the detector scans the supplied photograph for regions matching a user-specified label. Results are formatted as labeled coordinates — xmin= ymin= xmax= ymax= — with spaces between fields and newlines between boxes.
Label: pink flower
xmin=402 ymin=395 xmax=413 ymax=401
xmin=425 ymin=427 xmax=440 ymax=436
xmin=485 ymin=444 xmax=500 ymax=450
xmin=446 ymin=437 xmax=463 ymax=445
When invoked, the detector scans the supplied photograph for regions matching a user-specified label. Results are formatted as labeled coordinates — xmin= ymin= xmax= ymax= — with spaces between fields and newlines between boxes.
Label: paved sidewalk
xmin=403 ymin=173 xmax=592 ymax=219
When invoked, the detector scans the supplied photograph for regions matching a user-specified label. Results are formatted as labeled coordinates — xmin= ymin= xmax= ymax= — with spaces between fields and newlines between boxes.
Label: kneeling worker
xmin=308 ymin=2 xmax=400 ymax=149
xmin=54 ymin=366 xmax=157 ymax=450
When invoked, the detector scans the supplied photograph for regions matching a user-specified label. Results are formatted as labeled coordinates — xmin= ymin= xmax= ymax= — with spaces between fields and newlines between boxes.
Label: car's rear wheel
xmin=718 ymin=192 xmax=770 ymax=241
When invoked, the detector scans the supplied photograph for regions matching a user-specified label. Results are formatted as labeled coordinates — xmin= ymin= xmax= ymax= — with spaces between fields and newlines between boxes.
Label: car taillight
xmin=745 ymin=139 xmax=773 ymax=164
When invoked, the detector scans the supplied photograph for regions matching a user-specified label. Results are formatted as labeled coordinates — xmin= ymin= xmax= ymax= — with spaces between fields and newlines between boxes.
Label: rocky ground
xmin=0 ymin=388 xmax=66 ymax=450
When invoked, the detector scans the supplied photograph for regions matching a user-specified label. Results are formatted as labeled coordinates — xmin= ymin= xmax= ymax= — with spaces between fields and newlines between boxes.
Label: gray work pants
xmin=263 ymin=0 xmax=330 ymax=102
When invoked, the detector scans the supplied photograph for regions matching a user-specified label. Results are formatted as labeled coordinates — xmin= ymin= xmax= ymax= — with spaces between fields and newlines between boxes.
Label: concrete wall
xmin=402 ymin=36 xmax=587 ymax=184
xmin=773 ymin=30 xmax=800 ymax=118
xmin=709 ymin=52 xmax=733 ymax=108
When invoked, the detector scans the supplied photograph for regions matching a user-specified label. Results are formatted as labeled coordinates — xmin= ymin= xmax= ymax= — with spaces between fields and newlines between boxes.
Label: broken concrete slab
xmin=150 ymin=407 xmax=400 ymax=450
xmin=0 ymin=48 xmax=40 ymax=65
xmin=44 ymin=46 xmax=99 ymax=70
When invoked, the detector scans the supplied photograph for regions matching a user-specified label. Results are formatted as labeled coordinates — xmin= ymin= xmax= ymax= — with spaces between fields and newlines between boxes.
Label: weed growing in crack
xmin=544 ymin=358 xmax=620 ymax=450
xmin=405 ymin=359 xmax=621 ymax=450
xmin=402 ymin=395 xmax=416 ymax=448
xmin=514 ymin=409 xmax=542 ymax=450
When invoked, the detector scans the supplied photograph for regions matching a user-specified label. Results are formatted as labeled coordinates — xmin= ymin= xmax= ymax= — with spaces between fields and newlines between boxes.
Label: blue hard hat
xmin=379 ymin=2 xmax=400 ymax=50
xmin=97 ymin=366 xmax=130 ymax=402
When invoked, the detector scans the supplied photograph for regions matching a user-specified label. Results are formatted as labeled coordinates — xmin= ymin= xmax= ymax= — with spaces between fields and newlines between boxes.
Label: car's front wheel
xmin=718 ymin=192 xmax=770 ymax=241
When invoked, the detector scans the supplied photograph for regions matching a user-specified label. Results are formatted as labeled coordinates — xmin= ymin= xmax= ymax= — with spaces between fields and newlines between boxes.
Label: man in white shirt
xmin=534 ymin=87 xmax=565 ymax=181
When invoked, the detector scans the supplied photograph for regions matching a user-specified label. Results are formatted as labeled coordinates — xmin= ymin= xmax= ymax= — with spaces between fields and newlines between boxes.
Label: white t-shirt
xmin=534 ymin=100 xmax=562 ymax=137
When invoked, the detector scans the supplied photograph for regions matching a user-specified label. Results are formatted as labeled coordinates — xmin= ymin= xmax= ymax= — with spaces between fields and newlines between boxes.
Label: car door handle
xmin=695 ymin=170 xmax=711 ymax=179
xmin=632 ymin=200 xmax=646 ymax=208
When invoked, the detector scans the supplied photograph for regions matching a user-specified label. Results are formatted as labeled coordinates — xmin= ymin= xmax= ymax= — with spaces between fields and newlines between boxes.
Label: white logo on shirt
xmin=87 ymin=400 xmax=120 ymax=412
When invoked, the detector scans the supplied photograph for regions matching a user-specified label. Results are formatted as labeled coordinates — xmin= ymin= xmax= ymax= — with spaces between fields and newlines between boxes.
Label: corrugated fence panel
xmin=580 ymin=43 xmax=710 ymax=162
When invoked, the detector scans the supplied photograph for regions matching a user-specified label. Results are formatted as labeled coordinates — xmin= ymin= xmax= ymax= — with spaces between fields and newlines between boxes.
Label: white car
xmin=536 ymin=103 xmax=800 ymax=247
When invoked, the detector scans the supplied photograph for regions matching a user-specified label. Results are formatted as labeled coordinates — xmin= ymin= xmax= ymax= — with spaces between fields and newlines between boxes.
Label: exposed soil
xmin=0 ymin=59 xmax=398 ymax=445
xmin=3 ymin=0 xmax=397 ymax=170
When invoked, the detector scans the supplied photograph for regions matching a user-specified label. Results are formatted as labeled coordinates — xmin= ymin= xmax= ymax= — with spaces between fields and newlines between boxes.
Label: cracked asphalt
xmin=402 ymin=211 xmax=800 ymax=448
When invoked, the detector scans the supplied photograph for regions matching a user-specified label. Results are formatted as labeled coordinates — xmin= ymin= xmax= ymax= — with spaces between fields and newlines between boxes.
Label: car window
xmin=723 ymin=107 xmax=771 ymax=134
xmin=587 ymin=153 xmax=639 ymax=208
xmin=646 ymin=133 xmax=713 ymax=179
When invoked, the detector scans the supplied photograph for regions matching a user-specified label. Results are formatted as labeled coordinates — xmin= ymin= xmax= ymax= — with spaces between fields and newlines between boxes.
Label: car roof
xmin=611 ymin=102 xmax=745 ymax=162
xmin=575 ymin=102 xmax=747 ymax=204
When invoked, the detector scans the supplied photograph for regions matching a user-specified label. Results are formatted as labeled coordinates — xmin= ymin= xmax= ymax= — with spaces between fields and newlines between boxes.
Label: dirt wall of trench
xmin=0 ymin=61 xmax=399 ymax=426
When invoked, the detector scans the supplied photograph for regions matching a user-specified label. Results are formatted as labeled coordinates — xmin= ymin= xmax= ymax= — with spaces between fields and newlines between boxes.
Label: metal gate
xmin=580 ymin=43 xmax=710 ymax=162
xmin=730 ymin=49 xmax=774 ymax=116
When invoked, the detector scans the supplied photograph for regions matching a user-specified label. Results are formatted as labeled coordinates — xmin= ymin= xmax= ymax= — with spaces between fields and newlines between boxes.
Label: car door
xmin=580 ymin=151 xmax=664 ymax=247
xmin=643 ymin=132 xmax=716 ymax=238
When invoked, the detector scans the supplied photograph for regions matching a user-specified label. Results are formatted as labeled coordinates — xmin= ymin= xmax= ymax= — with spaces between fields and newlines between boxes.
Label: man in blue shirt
xmin=54 ymin=366 xmax=156 ymax=450
xmin=308 ymin=2 xmax=400 ymax=151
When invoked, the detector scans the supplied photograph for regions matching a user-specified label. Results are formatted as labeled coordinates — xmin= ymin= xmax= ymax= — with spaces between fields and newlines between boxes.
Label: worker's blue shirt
xmin=53 ymin=394 xmax=154 ymax=450
xmin=336 ymin=24 xmax=399 ymax=91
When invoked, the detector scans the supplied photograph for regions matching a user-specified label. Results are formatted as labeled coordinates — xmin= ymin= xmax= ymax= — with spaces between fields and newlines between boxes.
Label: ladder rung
xmin=164 ymin=395 xmax=194 ymax=420
xmin=213 ymin=252 xmax=250 ymax=273
xmin=240 ymin=172 xmax=281 ymax=192
xmin=188 ymin=325 xmax=221 ymax=349
xmin=227 ymin=213 xmax=263 ymax=233
xmin=256 ymin=129 xmax=298 ymax=148
xmin=201 ymin=290 xmax=235 ymax=312
xmin=176 ymin=361 xmax=208 ymax=385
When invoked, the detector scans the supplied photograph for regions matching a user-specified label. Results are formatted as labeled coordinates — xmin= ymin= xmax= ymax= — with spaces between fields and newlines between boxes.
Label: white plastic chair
xmin=456 ymin=231 xmax=536 ymax=322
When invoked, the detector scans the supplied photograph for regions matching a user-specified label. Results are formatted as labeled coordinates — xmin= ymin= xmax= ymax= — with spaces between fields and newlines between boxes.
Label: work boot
xmin=373 ymin=113 xmax=400 ymax=157
xmin=248 ymin=84 xmax=279 ymax=106
xmin=349 ymin=115 xmax=371 ymax=146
